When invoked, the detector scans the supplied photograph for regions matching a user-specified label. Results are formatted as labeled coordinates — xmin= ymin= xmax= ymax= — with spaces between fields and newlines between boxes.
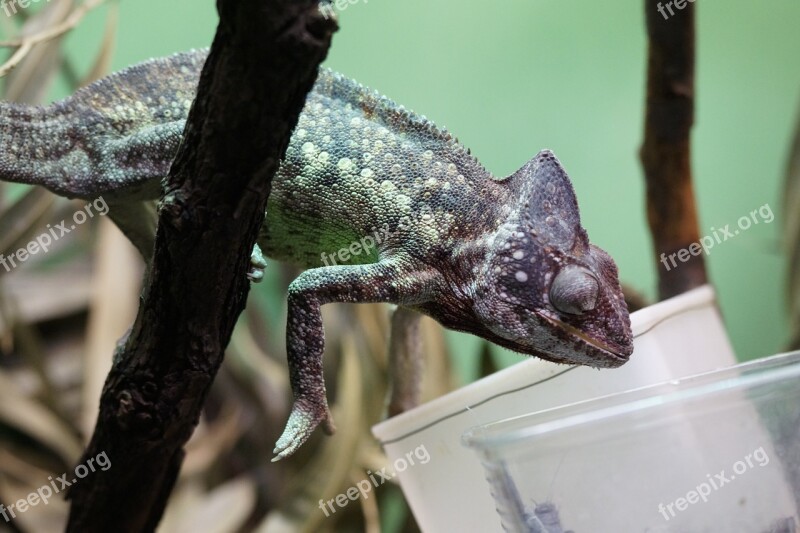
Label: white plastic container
xmin=372 ymin=285 xmax=739 ymax=533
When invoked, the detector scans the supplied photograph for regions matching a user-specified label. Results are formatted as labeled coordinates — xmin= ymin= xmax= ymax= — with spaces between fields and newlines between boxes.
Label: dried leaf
xmin=0 ymin=187 xmax=58 ymax=257
xmin=159 ymin=477 xmax=256 ymax=533
xmin=181 ymin=404 xmax=244 ymax=477
xmin=0 ymin=369 xmax=83 ymax=463
xmin=82 ymin=218 xmax=140 ymax=437
xmin=4 ymin=261 xmax=92 ymax=323
xmin=0 ymin=0 xmax=107 ymax=78
xmin=3 ymin=0 xmax=74 ymax=102
xmin=0 ymin=464 xmax=69 ymax=532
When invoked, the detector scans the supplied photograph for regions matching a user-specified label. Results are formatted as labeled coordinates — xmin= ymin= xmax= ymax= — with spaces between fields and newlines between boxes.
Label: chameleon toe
xmin=271 ymin=400 xmax=332 ymax=461
xmin=248 ymin=244 xmax=268 ymax=283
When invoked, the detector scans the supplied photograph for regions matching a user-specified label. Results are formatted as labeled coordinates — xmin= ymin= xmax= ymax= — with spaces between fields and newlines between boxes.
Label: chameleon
xmin=0 ymin=49 xmax=633 ymax=460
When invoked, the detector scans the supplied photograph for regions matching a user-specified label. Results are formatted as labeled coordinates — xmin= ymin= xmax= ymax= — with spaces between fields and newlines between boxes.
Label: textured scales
xmin=0 ymin=50 xmax=634 ymax=460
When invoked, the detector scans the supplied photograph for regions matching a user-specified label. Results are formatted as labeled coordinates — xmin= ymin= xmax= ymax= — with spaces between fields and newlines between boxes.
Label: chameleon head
xmin=472 ymin=150 xmax=633 ymax=368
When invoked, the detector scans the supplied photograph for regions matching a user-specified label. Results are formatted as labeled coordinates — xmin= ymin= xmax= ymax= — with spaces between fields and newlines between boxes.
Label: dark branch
xmin=640 ymin=0 xmax=707 ymax=300
xmin=65 ymin=1 xmax=336 ymax=531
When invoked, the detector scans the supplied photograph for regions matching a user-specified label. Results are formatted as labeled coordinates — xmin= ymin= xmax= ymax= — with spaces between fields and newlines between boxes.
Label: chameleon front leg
xmin=387 ymin=306 xmax=423 ymax=416
xmin=272 ymin=258 xmax=437 ymax=461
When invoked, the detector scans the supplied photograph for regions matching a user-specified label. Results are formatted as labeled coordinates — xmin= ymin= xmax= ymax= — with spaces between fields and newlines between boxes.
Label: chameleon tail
xmin=0 ymin=50 xmax=208 ymax=201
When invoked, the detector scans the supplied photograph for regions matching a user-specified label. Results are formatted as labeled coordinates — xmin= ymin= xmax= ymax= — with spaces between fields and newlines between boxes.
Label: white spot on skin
xmin=516 ymin=271 xmax=528 ymax=282
xmin=513 ymin=250 xmax=524 ymax=260
xmin=337 ymin=158 xmax=355 ymax=171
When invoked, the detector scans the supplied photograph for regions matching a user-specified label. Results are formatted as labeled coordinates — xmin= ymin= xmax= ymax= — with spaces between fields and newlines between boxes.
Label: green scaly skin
xmin=0 ymin=50 xmax=633 ymax=460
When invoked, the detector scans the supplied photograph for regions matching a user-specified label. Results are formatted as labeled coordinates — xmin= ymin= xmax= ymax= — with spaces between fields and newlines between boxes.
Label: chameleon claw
xmin=271 ymin=399 xmax=335 ymax=462
xmin=248 ymin=244 xmax=268 ymax=283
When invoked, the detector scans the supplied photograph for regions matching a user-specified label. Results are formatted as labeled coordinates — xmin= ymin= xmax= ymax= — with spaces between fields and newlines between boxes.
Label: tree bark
xmin=65 ymin=1 xmax=336 ymax=531
xmin=640 ymin=0 xmax=707 ymax=300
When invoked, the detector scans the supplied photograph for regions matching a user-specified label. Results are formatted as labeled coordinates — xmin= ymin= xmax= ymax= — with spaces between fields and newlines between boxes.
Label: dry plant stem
xmin=785 ymin=96 xmax=800 ymax=351
xmin=64 ymin=1 xmax=336 ymax=531
xmin=0 ymin=0 xmax=106 ymax=77
xmin=387 ymin=306 xmax=422 ymax=416
xmin=640 ymin=0 xmax=707 ymax=300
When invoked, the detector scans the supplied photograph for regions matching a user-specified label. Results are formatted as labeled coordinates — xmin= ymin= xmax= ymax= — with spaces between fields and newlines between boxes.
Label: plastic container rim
xmin=462 ymin=350 xmax=800 ymax=452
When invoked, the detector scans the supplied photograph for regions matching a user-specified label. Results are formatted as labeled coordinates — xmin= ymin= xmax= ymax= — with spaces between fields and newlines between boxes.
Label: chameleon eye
xmin=549 ymin=265 xmax=598 ymax=315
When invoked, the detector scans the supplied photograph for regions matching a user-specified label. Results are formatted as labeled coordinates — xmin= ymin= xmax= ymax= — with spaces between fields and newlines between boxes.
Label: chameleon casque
xmin=0 ymin=50 xmax=633 ymax=459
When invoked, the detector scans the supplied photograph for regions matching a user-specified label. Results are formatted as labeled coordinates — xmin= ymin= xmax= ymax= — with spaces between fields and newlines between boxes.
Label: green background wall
xmin=57 ymin=0 xmax=799 ymax=363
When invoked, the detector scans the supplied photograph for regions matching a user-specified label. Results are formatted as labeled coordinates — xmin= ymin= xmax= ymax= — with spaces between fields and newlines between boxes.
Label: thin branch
xmin=0 ymin=0 xmax=106 ymax=77
xmin=640 ymin=0 xmax=706 ymax=300
xmin=785 ymin=95 xmax=800 ymax=351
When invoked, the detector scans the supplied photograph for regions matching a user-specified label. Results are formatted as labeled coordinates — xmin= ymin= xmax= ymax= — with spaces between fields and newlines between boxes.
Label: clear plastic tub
xmin=462 ymin=351 xmax=800 ymax=533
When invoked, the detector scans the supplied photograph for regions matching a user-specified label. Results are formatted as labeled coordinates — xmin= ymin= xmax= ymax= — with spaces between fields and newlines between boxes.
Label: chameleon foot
xmin=272 ymin=399 xmax=335 ymax=461
xmin=247 ymin=244 xmax=268 ymax=283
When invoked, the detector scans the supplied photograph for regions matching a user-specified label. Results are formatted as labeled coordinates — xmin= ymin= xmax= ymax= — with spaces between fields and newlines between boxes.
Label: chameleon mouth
xmin=541 ymin=314 xmax=630 ymax=362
